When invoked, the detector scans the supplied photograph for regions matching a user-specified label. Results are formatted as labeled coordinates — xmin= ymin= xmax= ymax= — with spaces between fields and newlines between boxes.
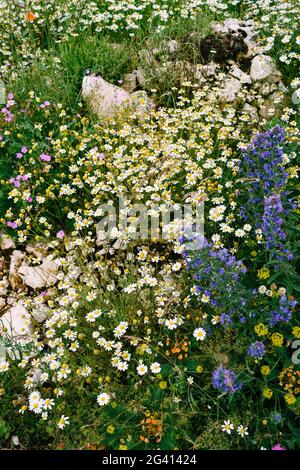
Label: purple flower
xmin=240 ymin=126 xmax=293 ymax=262
xmin=212 ymin=366 xmax=243 ymax=393
xmin=247 ymin=341 xmax=266 ymax=359
xmin=7 ymin=221 xmax=18 ymax=229
xmin=262 ymin=193 xmax=292 ymax=261
xmin=56 ymin=230 xmax=65 ymax=239
xmin=269 ymin=295 xmax=297 ymax=326
xmin=271 ymin=413 xmax=282 ymax=424
xmin=40 ymin=153 xmax=52 ymax=162
xmin=5 ymin=113 xmax=14 ymax=122
xmin=220 ymin=313 xmax=233 ymax=327
xmin=9 ymin=178 xmax=21 ymax=187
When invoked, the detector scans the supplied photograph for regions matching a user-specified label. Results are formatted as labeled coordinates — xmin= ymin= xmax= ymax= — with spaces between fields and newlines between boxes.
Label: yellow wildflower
xmin=255 ymin=323 xmax=269 ymax=336
xmin=257 ymin=268 xmax=270 ymax=280
xmin=261 ymin=366 xmax=271 ymax=376
xmin=263 ymin=388 xmax=273 ymax=399
xmin=284 ymin=394 xmax=296 ymax=405
xmin=292 ymin=326 xmax=300 ymax=339
xmin=271 ymin=333 xmax=284 ymax=347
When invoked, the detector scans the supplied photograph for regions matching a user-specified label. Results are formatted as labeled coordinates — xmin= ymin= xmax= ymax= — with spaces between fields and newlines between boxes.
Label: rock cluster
xmin=0 ymin=235 xmax=59 ymax=346
xmin=82 ymin=75 xmax=154 ymax=118
xmin=211 ymin=18 xmax=257 ymax=59
xmin=82 ymin=18 xmax=288 ymax=120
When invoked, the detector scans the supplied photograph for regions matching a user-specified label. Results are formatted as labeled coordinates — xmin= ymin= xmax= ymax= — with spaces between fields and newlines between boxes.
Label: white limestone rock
xmin=292 ymin=88 xmax=300 ymax=105
xmin=221 ymin=77 xmax=242 ymax=102
xmin=0 ymin=276 xmax=9 ymax=296
xmin=9 ymin=250 xmax=24 ymax=290
xmin=250 ymin=55 xmax=281 ymax=82
xmin=18 ymin=256 xmax=58 ymax=289
xmin=195 ymin=63 xmax=217 ymax=78
xmin=26 ymin=243 xmax=48 ymax=261
xmin=31 ymin=305 xmax=50 ymax=323
xmin=0 ymin=304 xmax=32 ymax=345
xmin=82 ymin=75 xmax=132 ymax=118
xmin=229 ymin=64 xmax=252 ymax=84
xmin=0 ymin=234 xmax=16 ymax=250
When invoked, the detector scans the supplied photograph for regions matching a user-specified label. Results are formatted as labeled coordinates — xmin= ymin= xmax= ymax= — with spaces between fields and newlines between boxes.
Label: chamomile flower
xmin=58 ymin=415 xmax=70 ymax=429
xmin=193 ymin=327 xmax=206 ymax=341
xmin=237 ymin=425 xmax=249 ymax=437
xmin=0 ymin=361 xmax=9 ymax=373
xmin=150 ymin=362 xmax=161 ymax=374
xmin=97 ymin=393 xmax=110 ymax=407
xmin=113 ymin=322 xmax=128 ymax=338
xmin=165 ymin=319 xmax=177 ymax=330
xmin=222 ymin=420 xmax=234 ymax=435
xmin=43 ymin=398 xmax=55 ymax=410
xmin=137 ymin=363 xmax=148 ymax=376
xmin=117 ymin=361 xmax=128 ymax=372
xmin=29 ymin=399 xmax=44 ymax=414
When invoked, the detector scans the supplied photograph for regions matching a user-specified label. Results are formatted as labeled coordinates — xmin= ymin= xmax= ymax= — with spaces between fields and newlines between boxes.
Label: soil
xmin=181 ymin=30 xmax=249 ymax=66
xmin=199 ymin=31 xmax=248 ymax=64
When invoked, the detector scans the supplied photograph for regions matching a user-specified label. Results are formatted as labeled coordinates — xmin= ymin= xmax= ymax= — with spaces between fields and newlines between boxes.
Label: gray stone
xmin=18 ymin=256 xmax=58 ymax=289
xmin=31 ymin=305 xmax=50 ymax=323
xmin=136 ymin=69 xmax=146 ymax=88
xmin=0 ymin=234 xmax=16 ymax=250
xmin=9 ymin=250 xmax=24 ymax=290
xmin=229 ymin=64 xmax=252 ymax=84
xmin=211 ymin=18 xmax=257 ymax=58
xmin=221 ymin=77 xmax=242 ymax=102
xmin=250 ymin=55 xmax=281 ymax=82
xmin=82 ymin=75 xmax=132 ymax=118
xmin=0 ymin=304 xmax=32 ymax=345
xmin=122 ymin=72 xmax=138 ymax=93
xmin=168 ymin=40 xmax=179 ymax=53
xmin=259 ymin=92 xmax=287 ymax=120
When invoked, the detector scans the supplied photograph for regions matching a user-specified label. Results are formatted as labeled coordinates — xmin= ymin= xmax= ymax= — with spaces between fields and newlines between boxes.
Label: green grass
xmin=9 ymin=35 xmax=135 ymax=111
xmin=8 ymin=11 xmax=214 ymax=110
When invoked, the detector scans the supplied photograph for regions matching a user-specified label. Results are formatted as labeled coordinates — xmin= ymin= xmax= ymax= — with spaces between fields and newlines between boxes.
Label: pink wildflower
xmin=272 ymin=443 xmax=286 ymax=451
xmin=56 ymin=230 xmax=65 ymax=239
xmin=40 ymin=153 xmax=51 ymax=162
